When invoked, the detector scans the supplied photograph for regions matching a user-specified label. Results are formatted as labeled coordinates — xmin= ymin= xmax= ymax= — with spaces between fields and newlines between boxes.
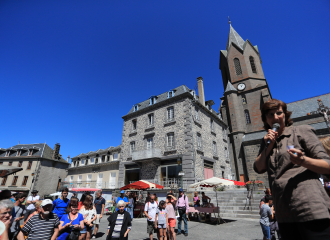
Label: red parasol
xmin=229 ymin=180 xmax=246 ymax=186
xmin=120 ymin=180 xmax=164 ymax=190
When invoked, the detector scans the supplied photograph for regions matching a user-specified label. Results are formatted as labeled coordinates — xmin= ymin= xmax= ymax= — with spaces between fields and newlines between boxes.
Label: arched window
xmin=234 ymin=58 xmax=242 ymax=75
xmin=244 ymin=109 xmax=251 ymax=124
xmin=249 ymin=56 xmax=257 ymax=73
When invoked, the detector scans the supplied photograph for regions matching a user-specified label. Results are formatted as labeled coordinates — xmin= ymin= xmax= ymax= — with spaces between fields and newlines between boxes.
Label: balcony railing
xmin=128 ymin=178 xmax=196 ymax=189
xmin=131 ymin=148 xmax=162 ymax=161
xmin=60 ymin=181 xmax=118 ymax=190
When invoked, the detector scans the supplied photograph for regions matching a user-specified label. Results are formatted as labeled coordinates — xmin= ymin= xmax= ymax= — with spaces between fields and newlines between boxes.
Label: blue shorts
xmin=260 ymin=223 xmax=270 ymax=239
xmin=158 ymin=223 xmax=167 ymax=229
xmin=81 ymin=225 xmax=94 ymax=234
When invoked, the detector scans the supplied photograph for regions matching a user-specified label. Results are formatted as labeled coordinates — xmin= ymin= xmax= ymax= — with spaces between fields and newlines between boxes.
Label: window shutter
xmin=234 ymin=58 xmax=242 ymax=75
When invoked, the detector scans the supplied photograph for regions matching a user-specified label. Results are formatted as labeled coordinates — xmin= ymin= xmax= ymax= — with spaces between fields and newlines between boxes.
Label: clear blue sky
xmin=1 ymin=0 xmax=329 ymax=161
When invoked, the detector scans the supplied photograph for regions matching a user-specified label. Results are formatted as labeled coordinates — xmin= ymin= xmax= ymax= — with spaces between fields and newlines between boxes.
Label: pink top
xmin=166 ymin=203 xmax=176 ymax=219
xmin=193 ymin=196 xmax=199 ymax=202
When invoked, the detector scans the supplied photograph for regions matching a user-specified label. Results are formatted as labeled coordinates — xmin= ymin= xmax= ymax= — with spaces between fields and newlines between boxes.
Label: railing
xmin=60 ymin=181 xmax=118 ymax=190
xmin=128 ymin=178 xmax=197 ymax=190
xmin=131 ymin=148 xmax=162 ymax=161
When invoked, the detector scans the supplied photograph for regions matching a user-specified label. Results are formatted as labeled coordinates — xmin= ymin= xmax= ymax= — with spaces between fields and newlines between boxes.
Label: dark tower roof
xmin=226 ymin=24 xmax=245 ymax=51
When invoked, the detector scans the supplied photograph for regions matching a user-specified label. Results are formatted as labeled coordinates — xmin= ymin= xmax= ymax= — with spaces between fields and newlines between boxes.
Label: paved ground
xmin=93 ymin=216 xmax=266 ymax=240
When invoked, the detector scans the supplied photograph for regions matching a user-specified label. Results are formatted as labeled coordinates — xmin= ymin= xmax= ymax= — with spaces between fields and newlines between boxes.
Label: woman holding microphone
xmin=254 ymin=99 xmax=330 ymax=240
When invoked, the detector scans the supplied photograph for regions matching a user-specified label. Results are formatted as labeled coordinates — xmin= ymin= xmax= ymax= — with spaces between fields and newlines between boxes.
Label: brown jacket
xmin=254 ymin=125 xmax=330 ymax=223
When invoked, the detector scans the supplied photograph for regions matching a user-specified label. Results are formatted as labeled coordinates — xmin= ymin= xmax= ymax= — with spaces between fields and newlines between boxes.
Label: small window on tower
xmin=133 ymin=105 xmax=138 ymax=112
xmin=249 ymin=56 xmax=257 ymax=73
xmin=244 ymin=109 xmax=251 ymax=124
xmin=234 ymin=58 xmax=242 ymax=75
xmin=168 ymin=90 xmax=175 ymax=98
xmin=150 ymin=96 xmax=157 ymax=105
xmin=242 ymin=94 xmax=247 ymax=104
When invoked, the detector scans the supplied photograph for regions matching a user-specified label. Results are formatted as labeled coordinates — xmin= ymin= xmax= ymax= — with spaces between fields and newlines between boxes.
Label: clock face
xmin=237 ymin=83 xmax=246 ymax=91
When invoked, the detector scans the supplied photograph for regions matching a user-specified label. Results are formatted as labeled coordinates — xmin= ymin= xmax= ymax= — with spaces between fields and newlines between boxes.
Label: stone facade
xmin=0 ymin=143 xmax=70 ymax=197
xmin=118 ymin=85 xmax=232 ymax=189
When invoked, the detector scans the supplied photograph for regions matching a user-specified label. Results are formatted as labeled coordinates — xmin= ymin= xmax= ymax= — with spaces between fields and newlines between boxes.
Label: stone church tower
xmin=219 ymin=23 xmax=272 ymax=182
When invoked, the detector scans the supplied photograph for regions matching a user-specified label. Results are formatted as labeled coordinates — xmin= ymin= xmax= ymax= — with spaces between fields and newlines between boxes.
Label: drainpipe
xmin=189 ymin=99 xmax=196 ymax=181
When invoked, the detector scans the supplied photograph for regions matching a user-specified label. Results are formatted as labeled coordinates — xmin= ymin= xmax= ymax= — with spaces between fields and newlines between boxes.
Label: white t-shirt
xmin=26 ymin=195 xmax=40 ymax=210
xmin=79 ymin=207 xmax=97 ymax=221
xmin=144 ymin=201 xmax=158 ymax=222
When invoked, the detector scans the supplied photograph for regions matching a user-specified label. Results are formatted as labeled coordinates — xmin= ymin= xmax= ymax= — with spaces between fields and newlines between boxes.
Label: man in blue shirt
xmin=116 ymin=190 xmax=129 ymax=211
xmin=52 ymin=188 xmax=70 ymax=220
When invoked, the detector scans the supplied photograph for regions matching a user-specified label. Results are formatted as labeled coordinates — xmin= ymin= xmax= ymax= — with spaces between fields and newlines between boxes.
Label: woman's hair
xmin=83 ymin=195 xmax=93 ymax=210
xmin=35 ymin=200 xmax=42 ymax=209
xmin=319 ymin=136 xmax=330 ymax=156
xmin=66 ymin=197 xmax=79 ymax=213
xmin=194 ymin=191 xmax=198 ymax=195
xmin=264 ymin=188 xmax=271 ymax=195
xmin=261 ymin=99 xmax=293 ymax=130
xmin=61 ymin=187 xmax=69 ymax=193
xmin=0 ymin=199 xmax=14 ymax=211
xmin=201 ymin=192 xmax=205 ymax=195
xmin=116 ymin=200 xmax=125 ymax=209
xmin=158 ymin=200 xmax=165 ymax=210
xmin=80 ymin=192 xmax=88 ymax=203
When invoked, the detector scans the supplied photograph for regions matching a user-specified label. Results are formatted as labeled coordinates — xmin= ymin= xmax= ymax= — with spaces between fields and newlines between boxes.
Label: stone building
xmin=0 ymin=143 xmax=69 ymax=197
xmin=219 ymin=23 xmax=330 ymax=184
xmin=63 ymin=146 xmax=121 ymax=200
xmin=118 ymin=82 xmax=232 ymax=189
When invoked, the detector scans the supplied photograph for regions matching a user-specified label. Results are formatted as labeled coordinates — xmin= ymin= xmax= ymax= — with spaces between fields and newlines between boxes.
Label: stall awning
xmin=70 ymin=188 xmax=101 ymax=192
xmin=0 ymin=165 xmax=23 ymax=178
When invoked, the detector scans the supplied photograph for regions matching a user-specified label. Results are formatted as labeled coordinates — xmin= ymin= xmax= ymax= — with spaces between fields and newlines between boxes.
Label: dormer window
xmin=168 ymin=90 xmax=175 ymax=98
xmin=5 ymin=151 xmax=9 ymax=157
xmin=150 ymin=96 xmax=157 ymax=105
xmin=28 ymin=150 xmax=33 ymax=156
xmin=17 ymin=151 xmax=21 ymax=157
xmin=133 ymin=104 xmax=139 ymax=112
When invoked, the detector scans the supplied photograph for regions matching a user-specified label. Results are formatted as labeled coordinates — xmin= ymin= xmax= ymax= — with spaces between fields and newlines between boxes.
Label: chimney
xmin=197 ymin=76 xmax=205 ymax=106
xmin=53 ymin=143 xmax=60 ymax=160
xmin=67 ymin=155 xmax=70 ymax=162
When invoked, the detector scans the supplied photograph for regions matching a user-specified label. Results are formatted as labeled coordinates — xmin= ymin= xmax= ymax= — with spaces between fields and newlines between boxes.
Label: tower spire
xmin=226 ymin=22 xmax=245 ymax=51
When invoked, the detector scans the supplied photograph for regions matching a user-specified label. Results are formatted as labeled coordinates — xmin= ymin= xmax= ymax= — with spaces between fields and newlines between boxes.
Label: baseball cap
xmin=41 ymin=199 xmax=53 ymax=207
xmin=179 ymin=188 xmax=183 ymax=192
xmin=120 ymin=190 xmax=125 ymax=194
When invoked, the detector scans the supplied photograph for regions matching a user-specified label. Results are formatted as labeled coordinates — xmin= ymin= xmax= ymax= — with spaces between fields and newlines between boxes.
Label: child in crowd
xmin=259 ymin=195 xmax=274 ymax=240
xmin=155 ymin=200 xmax=168 ymax=240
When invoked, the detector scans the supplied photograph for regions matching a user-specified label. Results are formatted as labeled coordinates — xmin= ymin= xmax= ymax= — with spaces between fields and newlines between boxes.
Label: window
xmin=211 ymin=119 xmax=214 ymax=130
xmin=27 ymin=161 xmax=32 ymax=170
xmin=213 ymin=141 xmax=217 ymax=154
xmin=87 ymin=174 xmax=92 ymax=182
xmin=97 ymin=173 xmax=103 ymax=188
xmin=225 ymin=147 xmax=229 ymax=158
xmin=195 ymin=107 xmax=199 ymax=120
xmin=102 ymin=155 xmax=106 ymax=163
xmin=12 ymin=176 xmax=18 ymax=186
xmin=1 ymin=177 xmax=7 ymax=186
xmin=147 ymin=138 xmax=153 ymax=149
xmin=113 ymin=153 xmax=118 ymax=160
xmin=90 ymin=158 xmax=95 ymax=164
xmin=242 ymin=94 xmax=247 ymax=104
xmin=5 ymin=151 xmax=9 ymax=157
xmin=17 ymin=151 xmax=21 ymax=157
xmin=22 ymin=176 xmax=28 ymax=186
xmin=160 ymin=164 xmax=182 ymax=182
xmin=8 ymin=162 xmax=12 ymax=166
xmin=150 ymin=96 xmax=156 ymax=105
xmin=18 ymin=161 xmax=23 ymax=167
xmin=148 ymin=114 xmax=154 ymax=125
xmin=249 ymin=56 xmax=257 ymax=73
xmin=78 ymin=175 xmax=82 ymax=183
xmin=70 ymin=176 xmax=73 ymax=182
xmin=95 ymin=157 xmax=99 ymax=164
xmin=167 ymin=107 xmax=174 ymax=120
xmin=132 ymin=119 xmax=137 ymax=131
xmin=197 ymin=133 xmax=202 ymax=149
xmin=109 ymin=172 xmax=116 ymax=189
xmin=81 ymin=159 xmax=85 ymax=165
xmin=28 ymin=150 xmax=33 ymax=156
xmin=130 ymin=142 xmax=135 ymax=154
xmin=133 ymin=104 xmax=138 ymax=112
xmin=167 ymin=133 xmax=174 ymax=148
xmin=244 ymin=109 xmax=251 ymax=124
xmin=168 ymin=90 xmax=174 ymax=98
xmin=234 ymin=58 xmax=242 ymax=75
xmin=222 ymin=171 xmax=225 ymax=178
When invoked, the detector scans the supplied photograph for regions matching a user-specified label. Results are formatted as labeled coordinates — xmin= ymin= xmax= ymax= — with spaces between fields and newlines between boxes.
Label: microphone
xmin=266 ymin=123 xmax=280 ymax=148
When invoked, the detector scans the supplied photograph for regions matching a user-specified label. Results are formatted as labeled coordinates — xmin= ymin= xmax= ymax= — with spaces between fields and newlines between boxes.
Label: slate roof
xmin=0 ymin=143 xmax=68 ymax=164
xmin=226 ymin=24 xmax=245 ymax=51
xmin=72 ymin=145 xmax=121 ymax=159
xmin=126 ymin=85 xmax=190 ymax=115
xmin=287 ymin=93 xmax=330 ymax=118
xmin=225 ymin=81 xmax=237 ymax=93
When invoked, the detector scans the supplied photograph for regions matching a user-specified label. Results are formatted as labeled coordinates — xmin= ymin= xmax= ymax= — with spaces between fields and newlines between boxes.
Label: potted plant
xmin=245 ymin=181 xmax=254 ymax=191
xmin=255 ymin=180 xmax=264 ymax=188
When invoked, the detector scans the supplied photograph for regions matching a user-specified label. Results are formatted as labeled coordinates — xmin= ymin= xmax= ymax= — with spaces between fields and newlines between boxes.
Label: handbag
xmin=65 ymin=214 xmax=80 ymax=240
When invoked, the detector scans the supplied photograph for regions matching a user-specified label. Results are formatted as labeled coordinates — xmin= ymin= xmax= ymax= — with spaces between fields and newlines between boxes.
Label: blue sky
xmin=1 ymin=0 xmax=329 ymax=161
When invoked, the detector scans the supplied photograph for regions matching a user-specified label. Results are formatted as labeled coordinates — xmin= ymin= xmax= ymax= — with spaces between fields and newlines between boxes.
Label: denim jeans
xmin=127 ymin=204 xmax=133 ymax=220
xmin=177 ymin=213 xmax=188 ymax=234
